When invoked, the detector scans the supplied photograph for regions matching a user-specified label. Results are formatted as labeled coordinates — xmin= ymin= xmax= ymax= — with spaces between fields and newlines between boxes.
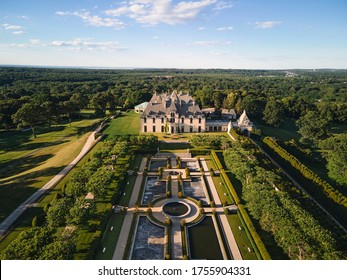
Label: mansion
xmin=137 ymin=91 xmax=253 ymax=134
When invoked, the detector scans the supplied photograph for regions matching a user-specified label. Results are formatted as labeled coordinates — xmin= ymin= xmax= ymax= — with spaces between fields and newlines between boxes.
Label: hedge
xmin=220 ymin=170 xmax=241 ymax=205
xmin=263 ymin=137 xmax=347 ymax=221
xmin=211 ymin=150 xmax=224 ymax=170
xmin=211 ymin=149 xmax=270 ymax=259
xmin=238 ymin=205 xmax=271 ymax=260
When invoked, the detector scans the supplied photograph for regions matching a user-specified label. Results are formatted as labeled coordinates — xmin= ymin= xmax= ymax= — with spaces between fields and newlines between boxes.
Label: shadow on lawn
xmin=0 ymin=153 xmax=55 ymax=179
xmin=0 ymin=126 xmax=66 ymax=152
xmin=0 ymin=165 xmax=65 ymax=223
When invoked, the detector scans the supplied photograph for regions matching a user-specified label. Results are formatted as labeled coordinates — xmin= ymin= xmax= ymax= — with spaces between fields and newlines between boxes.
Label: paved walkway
xmin=112 ymin=158 xmax=147 ymax=260
xmin=0 ymin=124 xmax=104 ymax=238
xmin=113 ymin=153 xmax=243 ymax=260
xmin=200 ymin=158 xmax=242 ymax=260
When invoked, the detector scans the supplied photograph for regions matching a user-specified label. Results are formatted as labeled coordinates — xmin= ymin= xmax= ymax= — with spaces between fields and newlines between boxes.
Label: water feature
xmin=131 ymin=216 xmax=165 ymax=260
xmin=187 ymin=216 xmax=223 ymax=260
xmin=181 ymin=160 xmax=199 ymax=171
xmin=163 ymin=201 xmax=189 ymax=216
xmin=149 ymin=159 xmax=167 ymax=171
xmin=183 ymin=176 xmax=208 ymax=204
xmin=142 ymin=176 xmax=166 ymax=205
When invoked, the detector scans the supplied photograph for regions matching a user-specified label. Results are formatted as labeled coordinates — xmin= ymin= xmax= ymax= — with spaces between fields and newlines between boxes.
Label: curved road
xmin=0 ymin=124 xmax=104 ymax=238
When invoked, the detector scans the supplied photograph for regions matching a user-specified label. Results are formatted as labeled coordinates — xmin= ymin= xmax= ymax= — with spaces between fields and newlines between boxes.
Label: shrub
xmin=32 ymin=216 xmax=38 ymax=227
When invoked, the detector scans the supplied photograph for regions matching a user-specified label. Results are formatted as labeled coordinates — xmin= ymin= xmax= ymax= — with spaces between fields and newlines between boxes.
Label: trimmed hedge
xmin=211 ymin=150 xmax=224 ymax=170
xmin=263 ymin=137 xmax=347 ymax=223
xmin=211 ymin=149 xmax=271 ymax=260
xmin=239 ymin=206 xmax=271 ymax=260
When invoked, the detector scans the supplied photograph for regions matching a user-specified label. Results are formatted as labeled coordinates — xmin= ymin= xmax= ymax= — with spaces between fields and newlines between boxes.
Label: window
xmin=181 ymin=126 xmax=184 ymax=133
xmin=161 ymin=118 xmax=164 ymax=123
xmin=144 ymin=117 xmax=147 ymax=124
xmin=153 ymin=117 xmax=155 ymax=123
xmin=209 ymin=126 xmax=212 ymax=132
xmin=171 ymin=127 xmax=174 ymax=134
xmin=181 ymin=118 xmax=184 ymax=123
xmin=198 ymin=126 xmax=201 ymax=132
xmin=153 ymin=126 xmax=156 ymax=132
xmin=199 ymin=118 xmax=201 ymax=124
xmin=190 ymin=118 xmax=193 ymax=124
xmin=190 ymin=126 xmax=193 ymax=133
xmin=144 ymin=126 xmax=147 ymax=132
xmin=161 ymin=126 xmax=165 ymax=132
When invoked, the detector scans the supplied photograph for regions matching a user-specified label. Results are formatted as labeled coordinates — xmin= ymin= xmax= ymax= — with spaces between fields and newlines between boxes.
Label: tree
xmin=67 ymin=197 xmax=95 ymax=226
xmin=296 ymin=110 xmax=329 ymax=145
xmin=39 ymin=239 xmax=76 ymax=260
xmin=320 ymin=134 xmax=347 ymax=186
xmin=263 ymin=99 xmax=285 ymax=127
xmin=46 ymin=198 xmax=73 ymax=227
xmin=12 ymin=103 xmax=43 ymax=137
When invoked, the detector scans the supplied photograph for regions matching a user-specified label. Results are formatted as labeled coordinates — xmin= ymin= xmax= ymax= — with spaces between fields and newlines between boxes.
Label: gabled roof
xmin=222 ymin=109 xmax=236 ymax=115
xmin=141 ymin=91 xmax=203 ymax=117
xmin=134 ymin=102 xmax=149 ymax=109
xmin=238 ymin=110 xmax=251 ymax=126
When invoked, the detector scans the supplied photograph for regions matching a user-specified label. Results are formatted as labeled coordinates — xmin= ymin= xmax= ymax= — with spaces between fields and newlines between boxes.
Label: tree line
xmin=223 ymin=138 xmax=344 ymax=259
xmin=0 ymin=134 xmax=158 ymax=259
xmin=1 ymin=67 xmax=346 ymax=135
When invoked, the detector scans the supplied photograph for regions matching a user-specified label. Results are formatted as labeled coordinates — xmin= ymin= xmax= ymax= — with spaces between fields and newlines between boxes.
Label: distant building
xmin=140 ymin=91 xmax=205 ymax=134
xmin=229 ymin=110 xmax=253 ymax=135
xmin=221 ymin=109 xmax=237 ymax=120
xmin=134 ymin=102 xmax=149 ymax=113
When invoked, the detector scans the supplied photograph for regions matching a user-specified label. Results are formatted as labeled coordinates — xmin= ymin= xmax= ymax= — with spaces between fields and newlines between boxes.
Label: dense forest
xmin=0 ymin=67 xmax=346 ymax=188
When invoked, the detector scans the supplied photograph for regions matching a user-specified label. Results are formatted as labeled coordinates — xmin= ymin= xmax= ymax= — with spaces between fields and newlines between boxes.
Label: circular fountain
xmin=162 ymin=201 xmax=190 ymax=217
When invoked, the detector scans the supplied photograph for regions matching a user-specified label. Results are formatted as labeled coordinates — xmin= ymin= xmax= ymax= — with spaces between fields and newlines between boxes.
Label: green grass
xmin=226 ymin=214 xmax=258 ymax=260
xmin=204 ymin=157 xmax=233 ymax=205
xmin=94 ymin=214 xmax=126 ymax=260
xmin=256 ymin=118 xmax=301 ymax=141
xmin=103 ymin=110 xmax=140 ymax=137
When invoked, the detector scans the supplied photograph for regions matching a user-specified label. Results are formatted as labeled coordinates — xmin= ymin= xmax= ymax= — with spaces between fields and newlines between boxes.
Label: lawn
xmin=226 ymin=214 xmax=258 ymax=260
xmin=256 ymin=118 xmax=301 ymax=141
xmin=0 ymin=118 xmax=101 ymax=224
xmin=103 ymin=110 xmax=140 ymax=137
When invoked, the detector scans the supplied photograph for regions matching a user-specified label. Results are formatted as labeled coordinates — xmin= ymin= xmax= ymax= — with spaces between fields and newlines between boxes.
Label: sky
xmin=0 ymin=0 xmax=346 ymax=69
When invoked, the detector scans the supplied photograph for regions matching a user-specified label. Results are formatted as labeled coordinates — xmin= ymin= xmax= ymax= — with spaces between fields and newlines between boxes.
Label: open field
xmin=255 ymin=118 xmax=301 ymax=141
xmin=0 ymin=118 xmax=101 ymax=224
xmin=103 ymin=110 xmax=140 ymax=137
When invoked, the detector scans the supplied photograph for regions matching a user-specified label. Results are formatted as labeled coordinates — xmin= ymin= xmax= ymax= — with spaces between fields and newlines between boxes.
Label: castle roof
xmin=238 ymin=110 xmax=251 ymax=126
xmin=142 ymin=91 xmax=203 ymax=117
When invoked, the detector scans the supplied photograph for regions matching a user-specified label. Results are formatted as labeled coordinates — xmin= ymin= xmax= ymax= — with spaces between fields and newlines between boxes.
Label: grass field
xmin=0 ymin=118 xmax=101 ymax=224
xmin=103 ymin=110 xmax=140 ymax=137
xmin=255 ymin=118 xmax=301 ymax=141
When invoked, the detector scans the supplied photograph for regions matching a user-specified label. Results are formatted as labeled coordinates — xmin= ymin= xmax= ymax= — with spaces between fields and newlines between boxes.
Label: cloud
xmin=105 ymin=0 xmax=217 ymax=25
xmin=217 ymin=26 xmax=233 ymax=31
xmin=12 ymin=31 xmax=26 ymax=35
xmin=197 ymin=26 xmax=206 ymax=31
xmin=49 ymin=38 xmax=127 ymax=52
xmin=213 ymin=1 xmax=233 ymax=10
xmin=193 ymin=40 xmax=231 ymax=46
xmin=56 ymin=11 xmax=126 ymax=29
xmin=210 ymin=51 xmax=227 ymax=56
xmin=2 ymin=23 xmax=24 ymax=30
xmin=255 ymin=21 xmax=282 ymax=29
xmin=1 ymin=23 xmax=26 ymax=35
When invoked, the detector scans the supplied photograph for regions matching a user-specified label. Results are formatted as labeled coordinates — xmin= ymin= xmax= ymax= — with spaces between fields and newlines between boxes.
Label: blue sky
xmin=0 ymin=0 xmax=346 ymax=69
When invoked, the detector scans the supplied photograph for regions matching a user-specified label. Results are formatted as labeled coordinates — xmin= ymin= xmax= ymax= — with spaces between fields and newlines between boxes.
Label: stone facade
xmin=138 ymin=91 xmax=253 ymax=134
xmin=140 ymin=91 xmax=205 ymax=134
